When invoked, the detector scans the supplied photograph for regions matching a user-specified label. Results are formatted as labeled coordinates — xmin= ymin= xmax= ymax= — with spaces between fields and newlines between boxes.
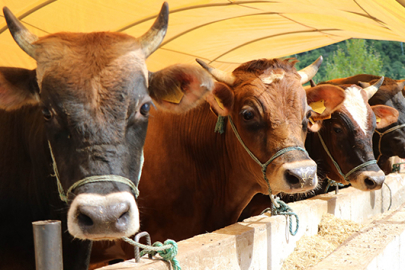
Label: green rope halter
xmin=48 ymin=141 xmax=140 ymax=203
xmin=374 ymin=123 xmax=405 ymax=162
xmin=122 ymin=237 xmax=181 ymax=270
xmin=317 ymin=132 xmax=377 ymax=185
xmin=217 ymin=115 xmax=304 ymax=236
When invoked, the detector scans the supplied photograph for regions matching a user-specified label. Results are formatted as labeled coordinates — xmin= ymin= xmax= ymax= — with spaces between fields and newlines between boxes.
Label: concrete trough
xmin=98 ymin=173 xmax=405 ymax=270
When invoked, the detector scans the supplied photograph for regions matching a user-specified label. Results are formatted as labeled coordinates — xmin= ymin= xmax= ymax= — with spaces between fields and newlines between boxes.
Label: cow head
xmin=366 ymin=78 xmax=405 ymax=163
xmin=312 ymin=80 xmax=398 ymax=190
xmin=0 ymin=3 xmax=213 ymax=240
xmin=197 ymin=57 xmax=345 ymax=195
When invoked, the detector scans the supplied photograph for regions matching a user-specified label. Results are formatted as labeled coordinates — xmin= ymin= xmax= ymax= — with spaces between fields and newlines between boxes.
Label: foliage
xmin=291 ymin=39 xmax=405 ymax=83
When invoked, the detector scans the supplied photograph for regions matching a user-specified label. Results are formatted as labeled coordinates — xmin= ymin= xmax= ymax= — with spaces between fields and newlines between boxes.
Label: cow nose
xmin=68 ymin=192 xmax=139 ymax=240
xmin=284 ymin=166 xmax=317 ymax=189
xmin=364 ymin=174 xmax=384 ymax=190
xmin=77 ymin=202 xmax=130 ymax=233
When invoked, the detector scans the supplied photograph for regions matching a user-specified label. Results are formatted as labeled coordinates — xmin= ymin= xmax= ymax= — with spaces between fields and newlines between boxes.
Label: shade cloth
xmin=1 ymin=0 xmax=405 ymax=71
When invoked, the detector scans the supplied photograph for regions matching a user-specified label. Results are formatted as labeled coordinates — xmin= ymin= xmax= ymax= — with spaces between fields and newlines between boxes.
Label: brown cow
xmin=319 ymin=74 xmax=405 ymax=174
xmin=239 ymin=80 xmax=398 ymax=220
xmin=90 ymin=56 xmax=346 ymax=265
xmin=0 ymin=4 xmax=215 ymax=270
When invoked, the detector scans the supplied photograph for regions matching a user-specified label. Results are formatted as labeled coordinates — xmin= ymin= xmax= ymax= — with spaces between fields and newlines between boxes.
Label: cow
xmin=0 ymin=3 xmax=215 ymax=270
xmin=238 ymin=80 xmax=398 ymax=220
xmin=306 ymin=81 xmax=398 ymax=190
xmin=90 ymin=56 xmax=347 ymax=265
xmin=319 ymin=74 xmax=405 ymax=174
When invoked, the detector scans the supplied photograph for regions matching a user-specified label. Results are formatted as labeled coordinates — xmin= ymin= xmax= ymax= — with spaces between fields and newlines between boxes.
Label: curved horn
xmin=364 ymin=76 xmax=384 ymax=100
xmin=196 ymin=58 xmax=235 ymax=86
xmin=3 ymin=7 xmax=38 ymax=59
xmin=298 ymin=56 xmax=323 ymax=84
xmin=139 ymin=2 xmax=169 ymax=58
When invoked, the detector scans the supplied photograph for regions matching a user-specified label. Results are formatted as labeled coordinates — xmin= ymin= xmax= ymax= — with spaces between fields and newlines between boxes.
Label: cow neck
xmin=374 ymin=123 xmax=405 ymax=162
xmin=226 ymin=116 xmax=306 ymax=209
xmin=47 ymin=141 xmax=139 ymax=203
xmin=316 ymin=131 xmax=376 ymax=182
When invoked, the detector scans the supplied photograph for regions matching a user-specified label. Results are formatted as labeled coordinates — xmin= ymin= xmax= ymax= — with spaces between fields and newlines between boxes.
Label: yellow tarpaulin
xmin=1 ymin=0 xmax=405 ymax=72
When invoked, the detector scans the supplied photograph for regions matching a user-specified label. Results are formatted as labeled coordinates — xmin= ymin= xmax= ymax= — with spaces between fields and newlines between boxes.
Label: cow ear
xmin=148 ymin=64 xmax=214 ymax=114
xmin=205 ymin=82 xmax=234 ymax=116
xmin=0 ymin=67 xmax=39 ymax=111
xmin=371 ymin=105 xmax=399 ymax=129
xmin=306 ymin=84 xmax=345 ymax=121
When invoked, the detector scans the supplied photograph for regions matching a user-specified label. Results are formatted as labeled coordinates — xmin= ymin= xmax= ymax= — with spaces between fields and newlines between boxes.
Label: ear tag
xmin=309 ymin=99 xmax=326 ymax=114
xmin=214 ymin=96 xmax=225 ymax=110
xmin=376 ymin=116 xmax=381 ymax=124
xmin=161 ymin=86 xmax=184 ymax=104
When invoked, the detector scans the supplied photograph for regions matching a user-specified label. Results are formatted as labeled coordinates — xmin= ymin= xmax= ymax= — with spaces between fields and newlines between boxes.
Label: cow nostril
xmin=285 ymin=171 xmax=300 ymax=186
xmin=77 ymin=213 xmax=93 ymax=227
xmin=364 ymin=177 xmax=377 ymax=189
xmin=116 ymin=211 xmax=130 ymax=228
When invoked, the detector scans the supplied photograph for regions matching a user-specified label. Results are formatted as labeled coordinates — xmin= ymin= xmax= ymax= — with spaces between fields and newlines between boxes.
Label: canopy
xmin=1 ymin=0 xmax=405 ymax=72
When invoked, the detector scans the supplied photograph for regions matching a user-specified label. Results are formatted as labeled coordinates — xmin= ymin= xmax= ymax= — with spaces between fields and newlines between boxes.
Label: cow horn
xmin=196 ymin=58 xmax=235 ymax=86
xmin=298 ymin=56 xmax=323 ymax=84
xmin=139 ymin=2 xmax=169 ymax=58
xmin=3 ymin=7 xmax=38 ymax=59
xmin=364 ymin=76 xmax=384 ymax=100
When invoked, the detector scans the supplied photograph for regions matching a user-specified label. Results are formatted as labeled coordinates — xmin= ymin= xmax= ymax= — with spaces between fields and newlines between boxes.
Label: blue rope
xmin=261 ymin=199 xmax=299 ymax=236
xmin=122 ymin=237 xmax=181 ymax=270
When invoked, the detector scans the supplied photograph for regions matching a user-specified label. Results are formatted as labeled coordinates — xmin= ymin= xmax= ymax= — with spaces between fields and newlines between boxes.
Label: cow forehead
xmin=236 ymin=72 xmax=307 ymax=127
xmin=34 ymin=32 xmax=148 ymax=91
xmin=342 ymin=86 xmax=370 ymax=134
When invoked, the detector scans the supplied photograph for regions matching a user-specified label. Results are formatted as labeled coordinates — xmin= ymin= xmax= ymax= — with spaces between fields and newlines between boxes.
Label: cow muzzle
xmin=349 ymin=170 xmax=385 ymax=191
xmin=67 ymin=192 xmax=139 ymax=240
xmin=276 ymin=160 xmax=318 ymax=193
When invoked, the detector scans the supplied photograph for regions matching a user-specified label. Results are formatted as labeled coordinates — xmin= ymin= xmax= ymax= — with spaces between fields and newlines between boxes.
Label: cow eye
xmin=241 ymin=109 xmax=254 ymax=121
xmin=306 ymin=110 xmax=312 ymax=119
xmin=140 ymin=103 xmax=150 ymax=116
xmin=333 ymin=127 xmax=343 ymax=134
xmin=42 ymin=107 xmax=52 ymax=121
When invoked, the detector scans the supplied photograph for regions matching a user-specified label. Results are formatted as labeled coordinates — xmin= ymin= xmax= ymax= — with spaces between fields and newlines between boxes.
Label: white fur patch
xmin=343 ymin=86 xmax=369 ymax=134
xmin=67 ymin=192 xmax=139 ymax=240
xmin=261 ymin=72 xmax=285 ymax=84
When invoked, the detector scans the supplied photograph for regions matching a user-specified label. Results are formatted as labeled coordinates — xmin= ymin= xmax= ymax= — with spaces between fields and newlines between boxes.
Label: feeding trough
xmin=96 ymin=172 xmax=405 ymax=270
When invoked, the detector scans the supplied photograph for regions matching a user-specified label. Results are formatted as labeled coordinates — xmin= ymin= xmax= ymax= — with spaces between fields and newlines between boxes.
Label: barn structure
xmin=1 ymin=0 xmax=405 ymax=269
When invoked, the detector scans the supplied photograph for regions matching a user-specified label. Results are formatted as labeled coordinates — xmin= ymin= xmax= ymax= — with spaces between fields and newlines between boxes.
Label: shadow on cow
xmin=0 ymin=3 xmax=215 ymax=270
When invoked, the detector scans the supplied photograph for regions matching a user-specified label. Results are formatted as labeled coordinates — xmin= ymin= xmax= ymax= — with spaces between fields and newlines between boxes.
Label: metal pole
xmin=32 ymin=220 xmax=63 ymax=270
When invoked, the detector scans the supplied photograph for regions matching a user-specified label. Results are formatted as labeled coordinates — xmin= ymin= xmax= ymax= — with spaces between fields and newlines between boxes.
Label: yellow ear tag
xmin=309 ymin=99 xmax=326 ymax=114
xmin=376 ymin=116 xmax=381 ymax=124
xmin=161 ymin=86 xmax=184 ymax=104
xmin=214 ymin=96 xmax=225 ymax=110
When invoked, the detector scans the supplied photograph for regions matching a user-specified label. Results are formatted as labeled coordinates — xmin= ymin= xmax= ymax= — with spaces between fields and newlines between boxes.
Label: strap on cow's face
xmin=317 ymin=132 xmax=377 ymax=183
xmin=374 ymin=123 xmax=405 ymax=162
xmin=48 ymin=141 xmax=140 ymax=203
xmin=227 ymin=117 xmax=307 ymax=208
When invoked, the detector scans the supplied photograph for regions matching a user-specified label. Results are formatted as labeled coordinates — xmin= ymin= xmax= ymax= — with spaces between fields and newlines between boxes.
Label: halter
xmin=48 ymin=141 xmax=140 ymax=203
xmin=374 ymin=123 xmax=405 ymax=162
xmin=317 ymin=132 xmax=377 ymax=183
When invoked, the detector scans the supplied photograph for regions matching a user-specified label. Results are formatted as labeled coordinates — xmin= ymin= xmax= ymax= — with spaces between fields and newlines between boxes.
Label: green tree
xmin=323 ymin=39 xmax=384 ymax=81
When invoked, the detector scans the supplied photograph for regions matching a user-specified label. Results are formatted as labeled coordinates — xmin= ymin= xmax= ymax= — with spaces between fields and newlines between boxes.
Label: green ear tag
xmin=162 ymin=86 xmax=184 ymax=104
